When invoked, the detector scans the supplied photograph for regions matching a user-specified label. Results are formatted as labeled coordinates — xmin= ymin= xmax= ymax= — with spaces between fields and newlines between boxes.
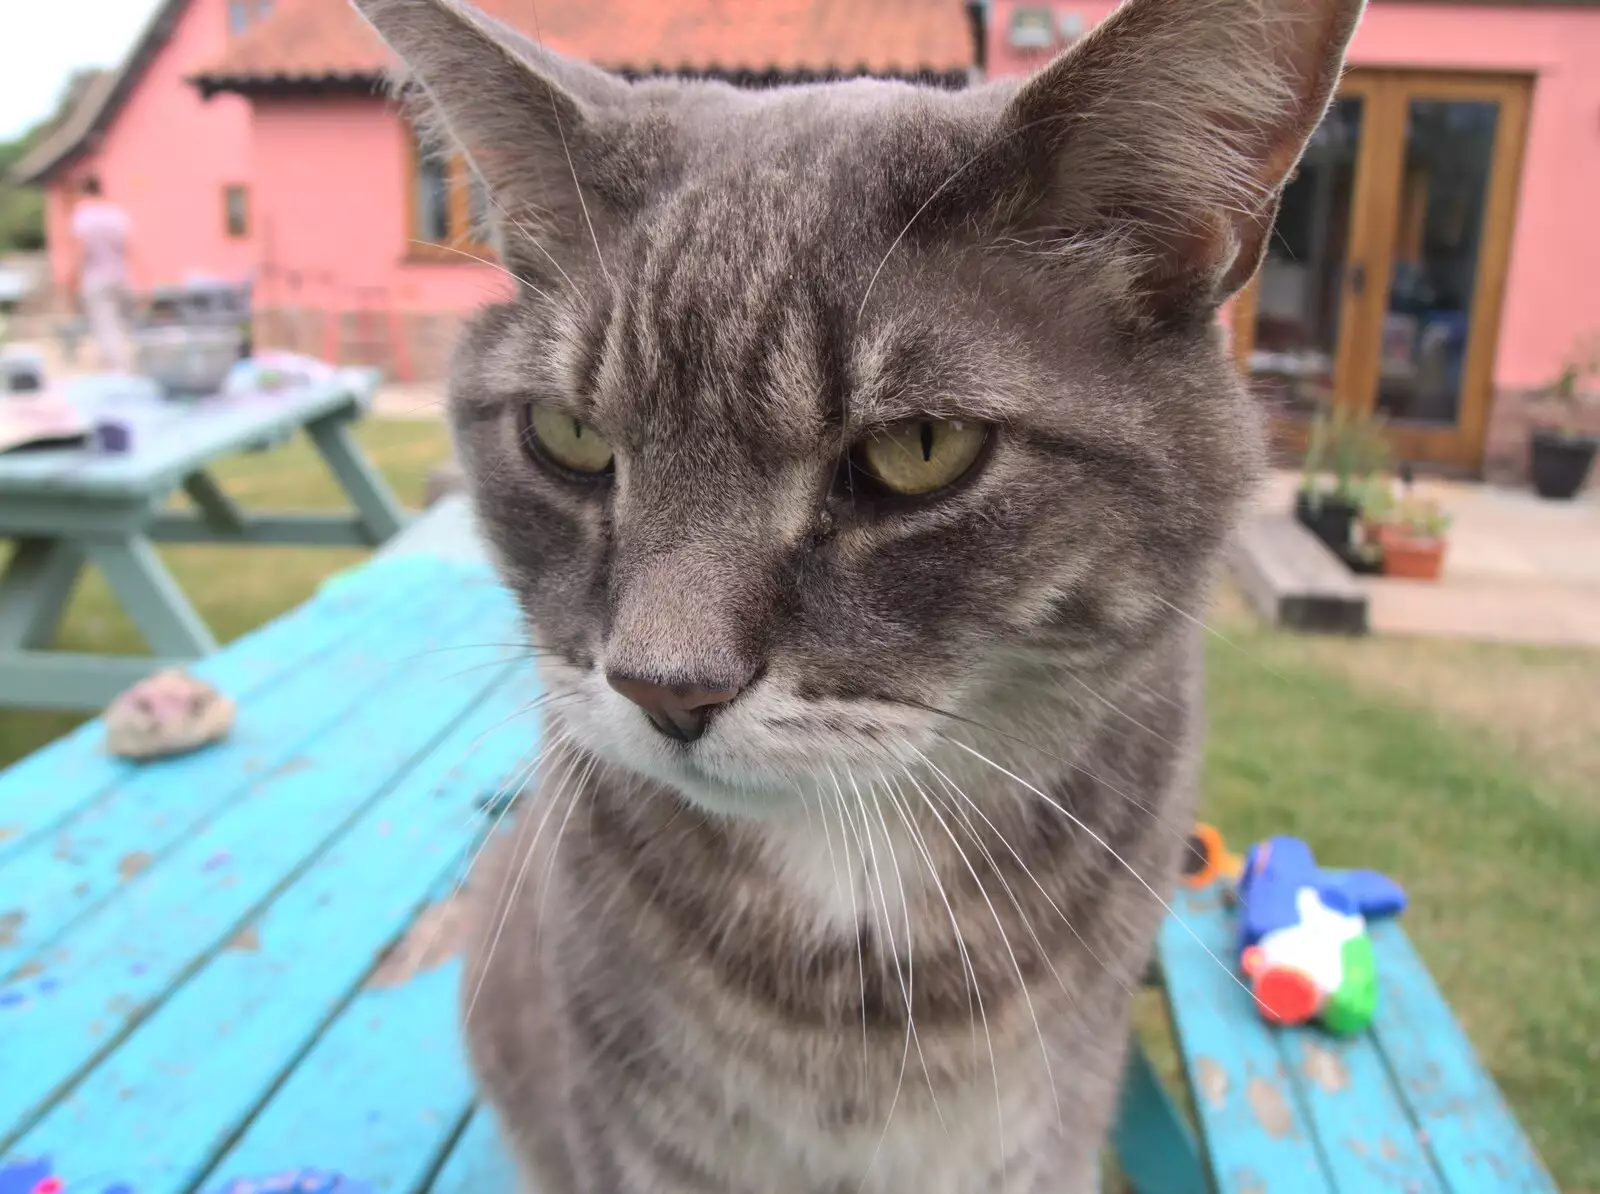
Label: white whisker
xmin=946 ymin=737 xmax=1255 ymax=999
xmin=406 ymin=238 xmax=553 ymax=302
xmin=892 ymin=766 xmax=1060 ymax=1130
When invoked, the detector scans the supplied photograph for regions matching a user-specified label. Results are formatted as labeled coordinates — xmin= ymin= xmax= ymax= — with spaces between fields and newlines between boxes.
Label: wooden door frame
xmin=1358 ymin=71 xmax=1531 ymax=471
xmin=1231 ymin=74 xmax=1388 ymax=461
xmin=1231 ymin=69 xmax=1532 ymax=472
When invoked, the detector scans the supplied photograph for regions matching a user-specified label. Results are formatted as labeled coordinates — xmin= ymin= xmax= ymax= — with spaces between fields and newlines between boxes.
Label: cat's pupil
xmin=919 ymin=422 xmax=934 ymax=462
xmin=572 ymin=420 xmax=584 ymax=439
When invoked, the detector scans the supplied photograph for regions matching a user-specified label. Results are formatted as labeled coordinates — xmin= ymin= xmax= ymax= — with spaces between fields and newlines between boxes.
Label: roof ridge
xmin=190 ymin=0 xmax=976 ymax=97
xmin=10 ymin=0 xmax=193 ymax=185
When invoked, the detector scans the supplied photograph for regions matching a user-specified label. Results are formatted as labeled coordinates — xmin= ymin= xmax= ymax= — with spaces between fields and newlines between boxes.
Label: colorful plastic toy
xmin=204 ymin=1170 xmax=376 ymax=1194
xmin=0 ymin=1163 xmax=374 ymax=1194
xmin=1181 ymin=822 xmax=1243 ymax=888
xmin=1234 ymin=836 xmax=1407 ymax=1034
xmin=0 ymin=1159 xmax=127 ymax=1194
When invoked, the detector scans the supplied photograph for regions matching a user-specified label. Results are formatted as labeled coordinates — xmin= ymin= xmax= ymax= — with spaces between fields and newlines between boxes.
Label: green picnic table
xmin=0 ymin=372 xmax=407 ymax=710
xmin=0 ymin=497 xmax=1558 ymax=1193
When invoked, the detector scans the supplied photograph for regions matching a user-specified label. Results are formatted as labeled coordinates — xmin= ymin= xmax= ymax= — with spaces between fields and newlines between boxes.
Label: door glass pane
xmin=1245 ymin=97 xmax=1363 ymax=417
xmin=1374 ymin=99 xmax=1499 ymax=427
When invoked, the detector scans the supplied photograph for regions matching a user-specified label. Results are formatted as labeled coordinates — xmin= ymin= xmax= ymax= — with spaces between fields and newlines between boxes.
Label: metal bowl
xmin=132 ymin=325 xmax=247 ymax=397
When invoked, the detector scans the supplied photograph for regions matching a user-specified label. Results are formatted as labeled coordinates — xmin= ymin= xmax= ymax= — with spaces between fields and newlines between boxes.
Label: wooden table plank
xmin=0 ymin=558 xmax=425 ymax=863
xmin=1160 ymin=887 xmax=1335 ymax=1194
xmin=1275 ymin=1031 xmax=1446 ymax=1192
xmin=1367 ymin=923 xmax=1557 ymax=1193
xmin=0 ymin=575 xmax=493 ymax=978
xmin=204 ymin=954 xmax=475 ymax=1192
xmin=428 ymin=1108 xmax=519 ymax=1194
xmin=0 ymin=585 xmax=519 ymax=1142
xmin=0 ymin=377 xmax=368 ymax=500
xmin=1 ymin=673 xmax=539 ymax=1189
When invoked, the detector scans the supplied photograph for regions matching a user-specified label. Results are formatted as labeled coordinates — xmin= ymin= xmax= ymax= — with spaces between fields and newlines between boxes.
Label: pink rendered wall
xmin=249 ymin=95 xmax=510 ymax=320
xmin=47 ymin=0 xmax=254 ymax=295
xmin=985 ymin=0 xmax=1600 ymax=390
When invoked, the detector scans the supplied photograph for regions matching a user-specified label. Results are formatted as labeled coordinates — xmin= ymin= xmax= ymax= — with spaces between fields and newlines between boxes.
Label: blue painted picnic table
xmin=0 ymin=372 xmax=406 ymax=710
xmin=0 ymin=497 xmax=1556 ymax=1194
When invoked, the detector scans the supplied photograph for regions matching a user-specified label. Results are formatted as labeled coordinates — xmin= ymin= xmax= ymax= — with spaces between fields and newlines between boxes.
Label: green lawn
xmin=1 ymin=419 xmax=1594 ymax=1190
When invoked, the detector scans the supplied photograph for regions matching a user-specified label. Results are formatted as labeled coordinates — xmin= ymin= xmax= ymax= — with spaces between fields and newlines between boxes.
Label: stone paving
xmin=1258 ymin=471 xmax=1600 ymax=647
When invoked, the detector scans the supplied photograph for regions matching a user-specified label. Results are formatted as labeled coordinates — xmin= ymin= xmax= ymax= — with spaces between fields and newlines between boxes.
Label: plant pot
xmin=1294 ymin=492 xmax=1358 ymax=554
xmin=1375 ymin=525 xmax=1446 ymax=581
xmin=1529 ymin=430 xmax=1597 ymax=501
xmin=1341 ymin=546 xmax=1386 ymax=576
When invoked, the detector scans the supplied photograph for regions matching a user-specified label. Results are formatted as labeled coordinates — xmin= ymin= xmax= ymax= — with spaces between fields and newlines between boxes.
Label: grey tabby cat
xmin=352 ymin=0 xmax=1362 ymax=1189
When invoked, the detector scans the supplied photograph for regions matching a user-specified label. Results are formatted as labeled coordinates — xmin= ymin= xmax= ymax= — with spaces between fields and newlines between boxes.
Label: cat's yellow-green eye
xmin=524 ymin=404 xmax=614 ymax=475
xmin=854 ymin=418 xmax=986 ymax=496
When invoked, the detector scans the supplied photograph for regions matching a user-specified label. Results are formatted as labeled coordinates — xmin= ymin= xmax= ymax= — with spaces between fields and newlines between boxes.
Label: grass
xmin=1 ymin=420 xmax=1595 ymax=1189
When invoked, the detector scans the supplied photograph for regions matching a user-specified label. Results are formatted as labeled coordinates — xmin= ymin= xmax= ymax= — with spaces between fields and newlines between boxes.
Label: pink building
xmin=14 ymin=0 xmax=259 ymax=295
xmin=187 ymin=0 xmax=978 ymax=382
xmin=989 ymin=0 xmax=1600 ymax=478
xmin=19 ymin=0 xmax=1599 ymax=480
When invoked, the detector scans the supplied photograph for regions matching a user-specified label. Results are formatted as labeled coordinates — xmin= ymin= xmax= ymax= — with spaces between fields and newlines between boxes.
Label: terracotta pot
xmin=1376 ymin=525 xmax=1447 ymax=581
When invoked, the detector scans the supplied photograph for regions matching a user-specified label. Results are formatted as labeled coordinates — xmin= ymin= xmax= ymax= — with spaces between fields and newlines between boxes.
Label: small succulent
xmin=1391 ymin=494 xmax=1451 ymax=540
xmin=1547 ymin=332 xmax=1600 ymax=436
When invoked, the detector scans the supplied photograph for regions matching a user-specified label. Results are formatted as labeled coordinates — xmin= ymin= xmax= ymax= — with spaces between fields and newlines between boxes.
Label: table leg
xmin=307 ymin=414 xmax=408 ymax=545
xmin=1111 ymin=1041 xmax=1208 ymax=1194
xmin=84 ymin=536 xmax=219 ymax=656
xmin=182 ymin=470 xmax=247 ymax=535
xmin=0 ymin=538 xmax=85 ymax=650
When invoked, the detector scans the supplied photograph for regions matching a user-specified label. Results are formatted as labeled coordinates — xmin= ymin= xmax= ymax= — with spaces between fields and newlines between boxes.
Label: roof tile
xmin=194 ymin=0 xmax=974 ymax=87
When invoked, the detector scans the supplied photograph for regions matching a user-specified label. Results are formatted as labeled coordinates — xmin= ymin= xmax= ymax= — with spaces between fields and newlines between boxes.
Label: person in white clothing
xmin=67 ymin=176 xmax=133 ymax=372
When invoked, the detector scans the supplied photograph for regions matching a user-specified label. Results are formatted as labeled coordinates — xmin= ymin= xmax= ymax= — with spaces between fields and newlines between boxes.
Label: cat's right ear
xmin=997 ymin=0 xmax=1365 ymax=324
xmin=349 ymin=0 xmax=651 ymax=283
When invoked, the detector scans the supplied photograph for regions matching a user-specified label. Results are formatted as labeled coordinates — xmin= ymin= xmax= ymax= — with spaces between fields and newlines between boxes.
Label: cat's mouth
xmin=546 ymin=661 xmax=934 ymax=819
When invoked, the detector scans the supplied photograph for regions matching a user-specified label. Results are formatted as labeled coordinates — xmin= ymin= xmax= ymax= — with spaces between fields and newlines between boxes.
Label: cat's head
xmin=355 ymin=0 xmax=1363 ymax=816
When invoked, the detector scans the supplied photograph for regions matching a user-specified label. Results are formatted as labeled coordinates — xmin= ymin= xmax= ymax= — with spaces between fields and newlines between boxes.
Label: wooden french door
xmin=1232 ymin=71 xmax=1531 ymax=471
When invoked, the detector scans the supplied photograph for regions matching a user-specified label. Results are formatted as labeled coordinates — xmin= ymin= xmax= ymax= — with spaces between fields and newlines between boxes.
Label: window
xmin=228 ymin=0 xmax=271 ymax=36
xmin=223 ymin=185 xmax=249 ymax=238
xmin=406 ymin=127 xmax=493 ymax=261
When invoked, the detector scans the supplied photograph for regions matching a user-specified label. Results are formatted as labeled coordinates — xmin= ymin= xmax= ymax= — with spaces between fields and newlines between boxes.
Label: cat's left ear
xmin=350 ymin=0 xmax=655 ymax=282
xmin=1000 ymin=0 xmax=1366 ymax=321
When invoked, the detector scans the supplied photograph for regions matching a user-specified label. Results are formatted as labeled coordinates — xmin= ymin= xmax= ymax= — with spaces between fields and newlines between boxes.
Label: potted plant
xmin=1296 ymin=406 xmax=1391 ymax=555
xmin=1374 ymin=495 xmax=1451 ymax=581
xmin=1531 ymin=334 xmax=1599 ymax=500
xmin=1345 ymin=475 xmax=1396 ymax=575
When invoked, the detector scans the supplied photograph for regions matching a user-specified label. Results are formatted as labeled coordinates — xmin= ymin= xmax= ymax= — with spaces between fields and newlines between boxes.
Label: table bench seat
xmin=1115 ymin=883 xmax=1556 ymax=1193
xmin=0 ymin=499 xmax=1555 ymax=1193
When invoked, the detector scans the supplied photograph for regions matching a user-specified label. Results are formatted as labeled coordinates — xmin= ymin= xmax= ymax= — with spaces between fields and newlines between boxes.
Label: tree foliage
xmin=0 ymin=68 xmax=106 ymax=253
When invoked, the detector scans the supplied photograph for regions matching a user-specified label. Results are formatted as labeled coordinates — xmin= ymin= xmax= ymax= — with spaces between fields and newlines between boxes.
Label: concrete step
xmin=1230 ymin=512 xmax=1369 ymax=634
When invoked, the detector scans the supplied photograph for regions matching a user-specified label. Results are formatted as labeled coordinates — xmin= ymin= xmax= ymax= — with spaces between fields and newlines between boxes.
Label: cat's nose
xmin=606 ymin=674 xmax=742 ymax=743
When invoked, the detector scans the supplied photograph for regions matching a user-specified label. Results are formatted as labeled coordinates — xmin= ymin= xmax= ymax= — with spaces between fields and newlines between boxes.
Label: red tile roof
xmin=193 ymin=0 xmax=976 ymax=93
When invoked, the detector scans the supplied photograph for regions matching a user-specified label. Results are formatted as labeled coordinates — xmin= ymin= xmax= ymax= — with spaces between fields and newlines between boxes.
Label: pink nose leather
xmin=607 ymin=675 xmax=741 ymax=742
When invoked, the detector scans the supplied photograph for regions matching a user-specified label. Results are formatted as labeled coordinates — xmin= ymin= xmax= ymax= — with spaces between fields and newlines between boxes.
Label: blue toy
xmin=204 ymin=1171 xmax=375 ymax=1194
xmin=1232 ymin=836 xmax=1407 ymax=1034
xmin=0 ymin=1160 xmax=127 ymax=1194
xmin=0 ymin=1162 xmax=371 ymax=1194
